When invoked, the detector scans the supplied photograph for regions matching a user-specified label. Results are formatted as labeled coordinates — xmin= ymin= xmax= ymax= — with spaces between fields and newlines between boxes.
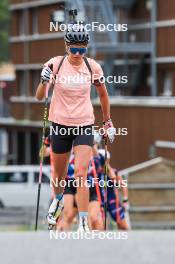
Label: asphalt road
xmin=0 ymin=231 xmax=175 ymax=264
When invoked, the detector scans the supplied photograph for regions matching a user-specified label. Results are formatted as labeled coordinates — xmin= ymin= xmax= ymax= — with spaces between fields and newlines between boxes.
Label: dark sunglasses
xmin=69 ymin=47 xmax=87 ymax=55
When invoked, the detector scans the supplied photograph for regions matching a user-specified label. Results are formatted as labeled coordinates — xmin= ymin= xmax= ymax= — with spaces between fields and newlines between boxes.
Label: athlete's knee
xmin=74 ymin=165 xmax=87 ymax=181
xmin=89 ymin=211 xmax=101 ymax=226
xmin=63 ymin=209 xmax=74 ymax=224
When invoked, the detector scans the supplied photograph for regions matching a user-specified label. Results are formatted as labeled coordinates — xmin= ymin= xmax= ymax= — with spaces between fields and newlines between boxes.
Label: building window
xmin=30 ymin=8 xmax=38 ymax=35
xmin=8 ymin=130 xmax=15 ymax=165
xmin=18 ymin=71 xmax=26 ymax=96
xmin=31 ymin=70 xmax=40 ymax=96
xmin=0 ymin=129 xmax=8 ymax=165
xmin=162 ymin=72 xmax=173 ymax=97
xmin=18 ymin=10 xmax=25 ymax=36
xmin=7 ymin=130 xmax=40 ymax=165
xmin=17 ymin=131 xmax=25 ymax=164
xmin=31 ymin=132 xmax=40 ymax=165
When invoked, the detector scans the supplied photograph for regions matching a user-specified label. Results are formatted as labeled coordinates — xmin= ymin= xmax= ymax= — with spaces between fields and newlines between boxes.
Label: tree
xmin=0 ymin=0 xmax=9 ymax=62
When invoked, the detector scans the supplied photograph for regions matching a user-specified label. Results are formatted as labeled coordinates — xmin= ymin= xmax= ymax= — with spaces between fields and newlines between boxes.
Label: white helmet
xmin=98 ymin=149 xmax=111 ymax=160
xmin=64 ymin=23 xmax=90 ymax=45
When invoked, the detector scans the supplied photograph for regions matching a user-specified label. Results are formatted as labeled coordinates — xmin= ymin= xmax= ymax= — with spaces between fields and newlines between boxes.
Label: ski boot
xmin=47 ymin=197 xmax=64 ymax=230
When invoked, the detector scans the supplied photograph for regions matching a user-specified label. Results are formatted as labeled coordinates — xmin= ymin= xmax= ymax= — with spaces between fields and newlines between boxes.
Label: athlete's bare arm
xmin=107 ymin=164 xmax=129 ymax=201
xmin=115 ymin=174 xmax=129 ymax=205
xmin=92 ymin=144 xmax=99 ymax=157
xmin=35 ymin=82 xmax=46 ymax=101
xmin=120 ymin=175 xmax=129 ymax=201
xmin=107 ymin=164 xmax=116 ymax=180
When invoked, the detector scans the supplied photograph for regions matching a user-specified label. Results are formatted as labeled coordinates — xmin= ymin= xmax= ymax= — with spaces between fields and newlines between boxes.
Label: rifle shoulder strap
xmin=83 ymin=56 xmax=93 ymax=84
xmin=56 ymin=54 xmax=67 ymax=74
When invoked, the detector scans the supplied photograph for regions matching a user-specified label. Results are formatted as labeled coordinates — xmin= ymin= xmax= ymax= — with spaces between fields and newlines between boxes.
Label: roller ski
xmin=47 ymin=196 xmax=64 ymax=230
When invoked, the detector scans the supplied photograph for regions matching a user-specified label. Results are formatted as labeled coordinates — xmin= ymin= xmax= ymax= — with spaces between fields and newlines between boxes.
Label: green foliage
xmin=0 ymin=0 xmax=9 ymax=62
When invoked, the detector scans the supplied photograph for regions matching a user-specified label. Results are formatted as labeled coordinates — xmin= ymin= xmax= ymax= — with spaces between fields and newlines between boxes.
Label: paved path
xmin=0 ymin=231 xmax=175 ymax=264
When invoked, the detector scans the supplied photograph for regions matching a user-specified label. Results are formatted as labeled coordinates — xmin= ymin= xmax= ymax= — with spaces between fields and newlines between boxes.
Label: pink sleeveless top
xmin=44 ymin=56 xmax=103 ymax=126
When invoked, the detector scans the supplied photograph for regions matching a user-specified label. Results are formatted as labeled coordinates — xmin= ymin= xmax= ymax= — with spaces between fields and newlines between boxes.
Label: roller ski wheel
xmin=48 ymin=224 xmax=56 ymax=231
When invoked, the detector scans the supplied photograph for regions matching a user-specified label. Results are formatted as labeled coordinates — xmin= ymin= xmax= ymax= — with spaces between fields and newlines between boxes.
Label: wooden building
xmin=1 ymin=0 xmax=175 ymax=167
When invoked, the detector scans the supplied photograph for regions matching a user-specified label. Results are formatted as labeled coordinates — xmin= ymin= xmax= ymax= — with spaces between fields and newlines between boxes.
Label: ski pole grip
xmin=45 ymin=63 xmax=53 ymax=98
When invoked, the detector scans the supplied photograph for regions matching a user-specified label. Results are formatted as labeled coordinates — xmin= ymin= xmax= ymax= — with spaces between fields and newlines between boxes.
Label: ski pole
xmin=35 ymin=64 xmax=53 ymax=231
xmin=121 ymin=174 xmax=131 ymax=229
xmin=104 ymin=137 xmax=108 ymax=230
xmin=115 ymin=187 xmax=120 ymax=225
xmin=91 ymin=158 xmax=104 ymax=220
